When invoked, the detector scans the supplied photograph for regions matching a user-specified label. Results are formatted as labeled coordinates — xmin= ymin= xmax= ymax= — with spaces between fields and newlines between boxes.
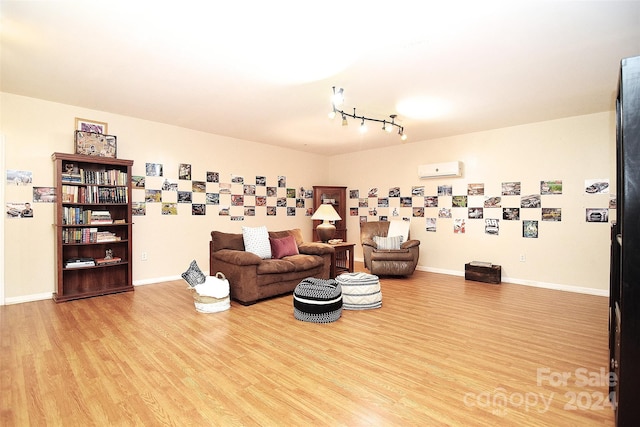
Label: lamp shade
xmin=311 ymin=204 xmax=342 ymax=221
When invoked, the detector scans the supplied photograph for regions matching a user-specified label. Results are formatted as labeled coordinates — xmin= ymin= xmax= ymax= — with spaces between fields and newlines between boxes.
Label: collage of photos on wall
xmin=131 ymin=162 xmax=314 ymax=221
xmin=349 ymin=178 xmax=615 ymax=239
xmin=5 ymin=169 xmax=56 ymax=219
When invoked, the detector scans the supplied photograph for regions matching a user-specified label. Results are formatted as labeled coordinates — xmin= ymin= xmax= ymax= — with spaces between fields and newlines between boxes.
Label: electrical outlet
xmin=141 ymin=252 xmax=148 ymax=261
xmin=519 ymin=254 xmax=526 ymax=262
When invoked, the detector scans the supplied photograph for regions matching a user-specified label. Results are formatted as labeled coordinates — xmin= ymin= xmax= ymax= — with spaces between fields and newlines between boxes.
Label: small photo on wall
xmin=452 ymin=196 xmax=467 ymax=207
xmin=206 ymin=193 xmax=220 ymax=205
xmin=178 ymin=191 xmax=192 ymax=203
xmin=425 ymin=196 xmax=438 ymax=207
xmin=437 ymin=185 xmax=452 ymax=196
xmin=502 ymin=182 xmax=521 ymax=196
xmin=523 ymin=220 xmax=539 ymax=238
xmin=207 ymin=172 xmax=219 ymax=183
xmin=438 ymin=208 xmax=451 ymax=218
xmin=585 ymin=179 xmax=609 ymax=194
xmin=485 ymin=218 xmax=499 ymax=235
xmin=161 ymin=203 xmax=178 ymax=215
xmin=426 ymin=218 xmax=437 ymax=232
xmin=162 ymin=179 xmax=178 ymax=191
xmin=145 ymin=163 xmax=163 ymax=177
xmin=33 ymin=187 xmax=55 ymax=203
xmin=6 ymin=170 xmax=32 ymax=186
xmin=468 ymin=183 xmax=484 ymax=196
xmin=454 ymin=219 xmax=465 ymax=234
xmin=542 ymin=208 xmax=562 ymax=221
xmin=521 ymin=195 xmax=541 ymax=208
xmin=132 ymin=176 xmax=145 ymax=188
xmin=468 ymin=207 xmax=483 ymax=219
xmin=369 ymin=188 xmax=379 ymax=197
xmin=503 ymin=208 xmax=520 ymax=220
xmin=541 ymin=180 xmax=562 ymax=195
xmin=192 ymin=204 xmax=206 ymax=215
xmin=411 ymin=186 xmax=424 ymax=196
xmin=145 ymin=189 xmax=161 ymax=202
xmin=586 ymin=208 xmax=609 ymax=222
xmin=349 ymin=189 xmax=359 ymax=199
xmin=179 ymin=164 xmax=191 ymax=180
xmin=132 ymin=202 xmax=146 ymax=215
xmin=6 ymin=202 xmax=33 ymax=218
xmin=350 ymin=207 xmax=359 ymax=216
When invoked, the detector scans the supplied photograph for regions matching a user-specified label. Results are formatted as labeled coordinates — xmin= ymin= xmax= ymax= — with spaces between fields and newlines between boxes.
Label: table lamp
xmin=311 ymin=203 xmax=342 ymax=242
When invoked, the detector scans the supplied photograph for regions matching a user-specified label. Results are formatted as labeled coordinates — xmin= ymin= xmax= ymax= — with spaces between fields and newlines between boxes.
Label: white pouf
xmin=335 ymin=272 xmax=382 ymax=310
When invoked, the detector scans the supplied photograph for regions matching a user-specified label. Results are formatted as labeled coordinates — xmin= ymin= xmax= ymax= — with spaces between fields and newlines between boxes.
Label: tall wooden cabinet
xmin=52 ymin=153 xmax=134 ymax=302
xmin=609 ymin=55 xmax=640 ymax=426
xmin=312 ymin=186 xmax=347 ymax=242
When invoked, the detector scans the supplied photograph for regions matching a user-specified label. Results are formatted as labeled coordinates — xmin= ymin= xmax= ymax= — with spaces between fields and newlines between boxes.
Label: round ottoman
xmin=335 ymin=272 xmax=382 ymax=310
xmin=293 ymin=278 xmax=342 ymax=323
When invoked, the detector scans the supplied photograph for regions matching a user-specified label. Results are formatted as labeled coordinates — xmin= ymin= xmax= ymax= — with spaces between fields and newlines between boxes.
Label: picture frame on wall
xmin=75 ymin=117 xmax=108 ymax=134
xmin=74 ymin=130 xmax=117 ymax=158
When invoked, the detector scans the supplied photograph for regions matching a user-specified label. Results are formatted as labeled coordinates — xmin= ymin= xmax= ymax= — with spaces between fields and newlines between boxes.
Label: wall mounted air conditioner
xmin=418 ymin=161 xmax=462 ymax=179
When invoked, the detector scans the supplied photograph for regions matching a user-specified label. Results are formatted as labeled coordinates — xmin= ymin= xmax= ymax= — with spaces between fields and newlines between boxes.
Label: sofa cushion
xmin=270 ymin=234 xmax=299 ymax=259
xmin=373 ymin=235 xmax=403 ymax=250
xmin=242 ymin=226 xmax=272 ymax=259
xmin=284 ymin=254 xmax=324 ymax=272
xmin=257 ymin=258 xmax=296 ymax=274
xmin=211 ymin=231 xmax=245 ymax=251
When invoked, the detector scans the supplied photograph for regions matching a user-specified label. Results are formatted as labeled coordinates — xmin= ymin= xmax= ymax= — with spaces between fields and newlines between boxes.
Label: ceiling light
xmin=360 ymin=118 xmax=367 ymax=133
xmin=332 ymin=87 xmax=345 ymax=107
xmin=329 ymin=87 xmax=407 ymax=141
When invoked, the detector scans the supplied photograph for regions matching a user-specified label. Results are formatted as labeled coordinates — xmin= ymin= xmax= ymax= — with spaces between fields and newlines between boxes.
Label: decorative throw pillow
xmin=242 ymin=226 xmax=272 ymax=259
xmin=388 ymin=220 xmax=410 ymax=242
xmin=270 ymin=235 xmax=299 ymax=259
xmin=182 ymin=260 xmax=206 ymax=287
xmin=373 ymin=235 xmax=403 ymax=250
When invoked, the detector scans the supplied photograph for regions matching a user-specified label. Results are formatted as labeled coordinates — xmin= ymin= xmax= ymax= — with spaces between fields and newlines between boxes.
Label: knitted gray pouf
xmin=335 ymin=272 xmax=382 ymax=310
xmin=293 ymin=278 xmax=342 ymax=323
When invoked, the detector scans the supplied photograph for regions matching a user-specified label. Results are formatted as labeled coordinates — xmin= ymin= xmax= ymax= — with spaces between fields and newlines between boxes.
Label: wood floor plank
xmin=0 ymin=265 xmax=615 ymax=426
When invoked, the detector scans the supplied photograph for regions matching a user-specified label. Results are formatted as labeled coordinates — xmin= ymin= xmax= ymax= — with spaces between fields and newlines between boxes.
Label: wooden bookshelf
xmin=52 ymin=152 xmax=134 ymax=302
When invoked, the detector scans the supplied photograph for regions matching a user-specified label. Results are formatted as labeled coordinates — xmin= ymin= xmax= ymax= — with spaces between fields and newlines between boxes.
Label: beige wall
xmin=1 ymin=93 xmax=328 ymax=302
xmin=1 ymin=92 xmax=615 ymax=302
xmin=330 ymin=112 xmax=616 ymax=294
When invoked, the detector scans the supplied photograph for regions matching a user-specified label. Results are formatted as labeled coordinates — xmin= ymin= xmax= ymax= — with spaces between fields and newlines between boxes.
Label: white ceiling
xmin=2 ymin=1 xmax=639 ymax=156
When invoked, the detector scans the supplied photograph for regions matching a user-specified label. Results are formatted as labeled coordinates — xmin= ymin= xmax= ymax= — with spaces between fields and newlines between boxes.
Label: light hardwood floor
xmin=1 ymin=266 xmax=615 ymax=426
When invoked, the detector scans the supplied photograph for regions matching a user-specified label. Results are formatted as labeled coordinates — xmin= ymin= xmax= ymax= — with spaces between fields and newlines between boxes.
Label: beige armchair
xmin=360 ymin=221 xmax=420 ymax=276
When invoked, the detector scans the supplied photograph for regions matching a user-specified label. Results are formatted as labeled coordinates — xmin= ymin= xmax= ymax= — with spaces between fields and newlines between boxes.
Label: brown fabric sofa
xmin=360 ymin=221 xmax=420 ymax=276
xmin=209 ymin=228 xmax=334 ymax=305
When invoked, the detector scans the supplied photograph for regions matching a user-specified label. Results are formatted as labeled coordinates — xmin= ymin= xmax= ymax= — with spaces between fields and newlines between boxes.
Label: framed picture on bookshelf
xmin=75 ymin=117 xmax=108 ymax=134
xmin=74 ymin=130 xmax=117 ymax=158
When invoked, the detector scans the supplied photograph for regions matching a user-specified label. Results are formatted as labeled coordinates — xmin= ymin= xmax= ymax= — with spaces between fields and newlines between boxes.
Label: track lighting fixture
xmin=329 ymin=87 xmax=407 ymax=141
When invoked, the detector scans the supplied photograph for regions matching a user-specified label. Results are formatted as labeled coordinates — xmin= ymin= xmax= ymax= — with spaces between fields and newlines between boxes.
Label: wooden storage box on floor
xmin=465 ymin=263 xmax=501 ymax=284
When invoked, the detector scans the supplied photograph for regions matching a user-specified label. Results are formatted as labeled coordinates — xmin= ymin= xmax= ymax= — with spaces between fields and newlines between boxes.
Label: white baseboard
xmin=3 ymin=277 xmax=180 ymax=305
xmin=4 ymin=292 xmax=54 ymax=305
xmin=134 ymin=275 xmax=181 ymax=286
xmin=413 ymin=265 xmax=609 ymax=297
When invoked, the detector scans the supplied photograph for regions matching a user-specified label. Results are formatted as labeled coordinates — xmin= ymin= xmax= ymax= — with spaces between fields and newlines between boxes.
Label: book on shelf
xmin=96 ymin=231 xmax=120 ymax=242
xmin=64 ymin=257 xmax=95 ymax=268
xmin=90 ymin=210 xmax=113 ymax=224
xmin=95 ymin=256 xmax=122 ymax=265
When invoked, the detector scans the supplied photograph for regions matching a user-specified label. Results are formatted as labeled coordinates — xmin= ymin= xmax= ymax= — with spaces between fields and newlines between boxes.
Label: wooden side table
xmin=329 ymin=242 xmax=355 ymax=278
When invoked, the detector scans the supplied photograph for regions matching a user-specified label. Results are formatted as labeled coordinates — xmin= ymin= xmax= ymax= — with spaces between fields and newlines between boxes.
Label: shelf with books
xmin=52 ymin=152 xmax=134 ymax=302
